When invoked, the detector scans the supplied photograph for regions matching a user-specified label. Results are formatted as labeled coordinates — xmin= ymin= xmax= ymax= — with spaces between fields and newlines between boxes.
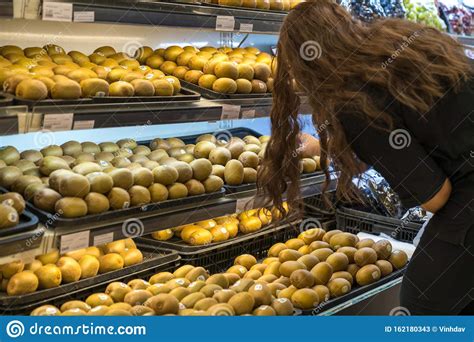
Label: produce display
xmin=439 ymin=2 xmax=472 ymax=35
xmin=0 ymin=192 xmax=26 ymax=229
xmin=156 ymin=45 xmax=276 ymax=95
xmin=29 ymin=229 xmax=408 ymax=315
xmin=212 ymin=0 xmax=305 ymax=11
xmin=151 ymin=206 xmax=283 ymax=245
xmin=403 ymin=0 xmax=445 ymax=29
xmin=1 ymin=239 xmax=144 ymax=296
xmin=0 ymin=138 xmax=224 ymax=219
xmin=0 ymin=44 xmax=183 ymax=101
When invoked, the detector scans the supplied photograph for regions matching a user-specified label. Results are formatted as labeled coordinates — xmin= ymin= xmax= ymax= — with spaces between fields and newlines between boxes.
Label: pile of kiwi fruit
xmin=214 ymin=0 xmax=305 ymax=11
xmin=0 ymin=138 xmax=226 ymax=218
xmin=151 ymin=206 xmax=285 ymax=245
xmin=157 ymin=45 xmax=276 ymax=95
xmin=29 ymin=229 xmax=408 ymax=315
xmin=0 ymin=192 xmax=26 ymax=229
xmin=2 ymin=238 xmax=144 ymax=297
xmin=0 ymin=44 xmax=183 ymax=101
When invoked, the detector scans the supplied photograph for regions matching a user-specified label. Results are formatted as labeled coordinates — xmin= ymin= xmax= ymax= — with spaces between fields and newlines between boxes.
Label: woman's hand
xmin=421 ymin=178 xmax=452 ymax=213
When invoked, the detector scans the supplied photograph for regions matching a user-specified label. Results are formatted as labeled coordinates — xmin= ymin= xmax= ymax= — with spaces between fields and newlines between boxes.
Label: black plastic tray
xmin=138 ymin=127 xmax=263 ymax=147
xmin=0 ymin=246 xmax=180 ymax=310
xmin=0 ymin=209 xmax=39 ymax=238
xmin=180 ymin=80 xmax=272 ymax=100
xmin=0 ymin=93 xmax=14 ymax=106
xmin=336 ymin=206 xmax=423 ymax=242
xmin=296 ymin=266 xmax=407 ymax=315
xmin=9 ymin=87 xmax=200 ymax=108
xmin=23 ymin=188 xmax=225 ymax=229
xmin=137 ymin=221 xmax=301 ymax=273
xmin=199 ymin=2 xmax=288 ymax=14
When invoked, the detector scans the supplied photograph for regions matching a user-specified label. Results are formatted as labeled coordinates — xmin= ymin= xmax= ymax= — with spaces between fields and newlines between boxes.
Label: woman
xmin=258 ymin=0 xmax=473 ymax=315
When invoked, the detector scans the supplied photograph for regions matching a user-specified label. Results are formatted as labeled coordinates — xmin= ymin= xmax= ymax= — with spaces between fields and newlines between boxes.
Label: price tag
xmin=73 ymin=120 xmax=95 ymax=130
xmin=221 ymin=104 xmax=241 ymax=120
xmin=42 ymin=2 xmax=73 ymax=22
xmin=74 ymin=11 xmax=95 ymax=22
xmin=93 ymin=232 xmax=114 ymax=246
xmin=236 ymin=197 xmax=255 ymax=213
xmin=241 ymin=109 xmax=255 ymax=118
xmin=216 ymin=16 xmax=235 ymax=31
xmin=240 ymin=23 xmax=253 ymax=33
xmin=43 ymin=113 xmax=74 ymax=131
xmin=60 ymin=230 xmax=90 ymax=254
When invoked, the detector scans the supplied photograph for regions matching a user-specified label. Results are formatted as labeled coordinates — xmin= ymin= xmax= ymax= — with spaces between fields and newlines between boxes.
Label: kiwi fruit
xmin=78 ymin=255 xmax=100 ymax=279
xmin=85 ymin=172 xmax=113 ymax=194
xmin=194 ymin=141 xmax=216 ymax=159
xmin=230 ymin=278 xmax=255 ymax=293
xmin=212 ymin=289 xmax=236 ymax=303
xmin=85 ymin=293 xmax=114 ymax=308
xmin=311 ymin=248 xmax=334 ymax=262
xmin=263 ymin=261 xmax=282 ymax=277
xmin=167 ymin=183 xmax=188 ymax=199
xmin=291 ymin=288 xmax=319 ymax=309
xmin=272 ymin=297 xmax=294 ymax=316
xmin=55 ymin=197 xmax=88 ymax=217
xmin=130 ymin=305 xmax=155 ymax=316
xmin=72 ymin=162 xmax=102 ymax=175
xmin=207 ymin=303 xmax=235 ymax=316
xmin=185 ymin=267 xmax=209 ymax=282
xmin=226 ymin=292 xmax=254 ymax=315
xmin=6 ymin=271 xmax=39 ymax=296
xmin=336 ymin=246 xmax=358 ymax=264
xmin=356 ymin=238 xmax=375 ymax=249
xmin=0 ymin=192 xmax=25 ymax=213
xmin=354 ymin=247 xmax=378 ymax=267
xmin=310 ymin=262 xmax=333 ymax=285
xmin=355 ymin=264 xmax=381 ymax=286
xmin=268 ymin=243 xmax=287 ymax=257
xmin=35 ymin=264 xmax=62 ymax=289
xmin=329 ymin=232 xmax=358 ymax=250
xmin=290 ymin=269 xmax=316 ymax=289
xmin=329 ymin=271 xmax=354 ymax=285
xmin=346 ymin=263 xmax=361 ymax=278
xmin=312 ymin=285 xmax=330 ymax=303
xmin=20 ymin=150 xmax=43 ymax=164
xmin=222 ymin=273 xmax=240 ymax=286
xmin=234 ymin=254 xmax=257 ymax=270
xmin=145 ymin=293 xmax=179 ymax=315
xmin=206 ymin=274 xmax=229 ymax=288
xmin=58 ymin=173 xmax=90 ymax=198
xmin=59 ymin=300 xmax=90 ymax=312
xmin=123 ymin=289 xmax=153 ymax=306
xmin=128 ymin=185 xmax=151 ymax=206
xmin=326 ymin=252 xmax=349 ymax=272
xmin=39 ymin=156 xmax=70 ymax=176
xmin=98 ymin=253 xmax=124 ymax=273
xmin=152 ymin=165 xmax=179 ymax=185
xmin=15 ymin=79 xmax=48 ymax=100
xmin=194 ymin=298 xmax=218 ymax=311
xmin=51 ymin=79 xmax=82 ymax=100
xmin=56 ymin=256 xmax=82 ymax=283
xmin=200 ymin=284 xmax=223 ymax=297
xmin=0 ymin=203 xmax=19 ymax=228
xmin=373 ymin=240 xmax=393 ymax=260
xmin=279 ymin=261 xmax=306 ymax=277
xmin=279 ymin=249 xmax=303 ymax=262
xmin=388 ymin=250 xmax=408 ymax=269
xmin=327 ymin=278 xmax=352 ymax=298
xmin=128 ymin=279 xmax=150 ymax=290
xmin=375 ymin=259 xmax=393 ymax=277
xmin=0 ymin=166 xmax=23 ymax=188
xmin=30 ymin=305 xmax=61 ymax=316
xmin=149 ymin=272 xmax=175 ymax=284
xmin=212 ymin=78 xmax=237 ymax=94
xmin=203 ymin=175 xmax=224 ymax=193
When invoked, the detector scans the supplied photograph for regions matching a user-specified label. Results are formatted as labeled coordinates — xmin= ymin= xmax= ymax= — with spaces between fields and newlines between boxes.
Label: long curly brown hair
xmin=257 ymin=0 xmax=471 ymax=215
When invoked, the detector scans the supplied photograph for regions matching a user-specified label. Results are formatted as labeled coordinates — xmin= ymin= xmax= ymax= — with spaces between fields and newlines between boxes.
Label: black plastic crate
xmin=303 ymin=191 xmax=337 ymax=218
xmin=138 ymin=221 xmax=302 ymax=274
xmin=0 ymin=247 xmax=180 ymax=314
xmin=336 ymin=206 xmax=423 ymax=242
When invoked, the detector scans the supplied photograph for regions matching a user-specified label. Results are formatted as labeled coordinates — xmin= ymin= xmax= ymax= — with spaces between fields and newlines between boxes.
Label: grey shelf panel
xmin=0 ymin=106 xmax=28 ymax=136
xmin=73 ymin=0 xmax=285 ymax=33
xmin=29 ymin=100 xmax=224 ymax=130
xmin=0 ymin=227 xmax=44 ymax=258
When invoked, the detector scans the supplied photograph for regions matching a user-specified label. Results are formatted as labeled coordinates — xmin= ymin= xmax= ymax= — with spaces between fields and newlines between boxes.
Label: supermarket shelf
xmin=72 ymin=0 xmax=285 ymax=34
xmin=27 ymin=100 xmax=223 ymax=132
xmin=452 ymin=34 xmax=474 ymax=47
xmin=44 ymin=196 xmax=237 ymax=254
xmin=0 ymin=227 xmax=44 ymax=260
xmin=0 ymin=106 xmax=29 ymax=136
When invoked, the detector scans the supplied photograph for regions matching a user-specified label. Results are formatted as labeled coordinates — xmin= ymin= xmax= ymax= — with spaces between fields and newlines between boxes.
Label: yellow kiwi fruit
xmin=354 ymin=247 xmax=378 ymax=267
xmin=322 ymin=229 xmax=343 ymax=243
xmin=388 ymin=250 xmax=408 ymax=269
xmin=291 ymin=288 xmax=319 ymax=309
xmin=311 ymin=248 xmax=334 ymax=262
xmin=326 ymin=252 xmax=349 ymax=272
xmin=356 ymin=238 xmax=375 ymax=249
xmin=327 ymin=278 xmax=352 ymax=297
xmin=329 ymin=232 xmax=358 ymax=249
xmin=279 ymin=261 xmax=306 ymax=277
xmin=373 ymin=240 xmax=393 ymax=260
xmin=310 ymin=262 xmax=333 ymax=285
xmin=375 ymin=260 xmax=393 ymax=277
xmin=355 ymin=264 xmax=381 ymax=286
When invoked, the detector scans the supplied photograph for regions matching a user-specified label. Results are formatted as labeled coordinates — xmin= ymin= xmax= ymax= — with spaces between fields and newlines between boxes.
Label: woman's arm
xmin=421 ymin=178 xmax=452 ymax=213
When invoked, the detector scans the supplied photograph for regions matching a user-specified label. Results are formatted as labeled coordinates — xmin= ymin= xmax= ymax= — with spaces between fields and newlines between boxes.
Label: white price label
xmin=43 ymin=113 xmax=74 ymax=131
xmin=241 ymin=109 xmax=255 ymax=118
xmin=60 ymin=230 xmax=90 ymax=254
xmin=73 ymin=120 xmax=95 ymax=130
xmin=221 ymin=104 xmax=241 ymax=120
xmin=216 ymin=16 xmax=235 ymax=31
xmin=42 ymin=2 xmax=73 ymax=22
xmin=236 ymin=197 xmax=255 ymax=213
xmin=93 ymin=232 xmax=114 ymax=246
xmin=240 ymin=23 xmax=253 ymax=33
xmin=74 ymin=11 xmax=95 ymax=22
